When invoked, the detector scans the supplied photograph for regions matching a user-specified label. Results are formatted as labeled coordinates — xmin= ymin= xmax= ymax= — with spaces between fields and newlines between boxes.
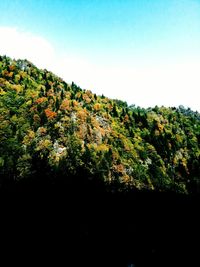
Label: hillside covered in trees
xmin=0 ymin=55 xmax=200 ymax=194
xmin=1 ymin=55 xmax=200 ymax=267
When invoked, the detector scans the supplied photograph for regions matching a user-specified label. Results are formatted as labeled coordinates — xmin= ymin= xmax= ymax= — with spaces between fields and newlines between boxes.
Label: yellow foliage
xmin=77 ymin=109 xmax=87 ymax=121
xmin=99 ymin=127 xmax=106 ymax=137
xmin=176 ymin=134 xmax=183 ymax=142
xmin=76 ymin=92 xmax=82 ymax=99
xmin=121 ymin=174 xmax=130 ymax=183
xmin=72 ymin=100 xmax=79 ymax=108
xmin=77 ymin=124 xmax=87 ymax=139
xmin=83 ymin=93 xmax=91 ymax=103
xmin=28 ymin=130 xmax=35 ymax=139
xmin=23 ymin=130 xmax=35 ymax=145
xmin=7 ymin=71 xmax=14 ymax=78
xmin=96 ymin=144 xmax=109 ymax=152
xmin=86 ymin=90 xmax=92 ymax=96
xmin=94 ymin=103 xmax=101 ymax=111
xmin=0 ymin=88 xmax=6 ymax=95
xmin=157 ymin=122 xmax=164 ymax=131
xmin=36 ymin=139 xmax=52 ymax=150
xmin=12 ymin=84 xmax=23 ymax=93
xmin=30 ymin=91 xmax=39 ymax=99
xmin=60 ymin=99 xmax=70 ymax=111
xmin=181 ymin=158 xmax=187 ymax=168
xmin=14 ymin=74 xmax=21 ymax=83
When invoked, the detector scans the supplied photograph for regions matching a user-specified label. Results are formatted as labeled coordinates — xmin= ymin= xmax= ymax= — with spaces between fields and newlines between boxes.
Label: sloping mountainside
xmin=0 ymin=55 xmax=200 ymax=194
xmin=0 ymin=55 xmax=200 ymax=266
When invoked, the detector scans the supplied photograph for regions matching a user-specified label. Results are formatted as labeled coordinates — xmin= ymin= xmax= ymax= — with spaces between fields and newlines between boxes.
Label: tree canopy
xmin=0 ymin=55 xmax=199 ymax=194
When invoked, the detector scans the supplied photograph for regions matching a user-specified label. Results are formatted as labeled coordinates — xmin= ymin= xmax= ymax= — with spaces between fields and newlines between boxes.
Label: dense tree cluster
xmin=0 ymin=55 xmax=199 ymax=194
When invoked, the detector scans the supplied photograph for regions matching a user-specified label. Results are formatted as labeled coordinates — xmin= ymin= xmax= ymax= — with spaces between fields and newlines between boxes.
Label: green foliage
xmin=0 ymin=55 xmax=199 ymax=194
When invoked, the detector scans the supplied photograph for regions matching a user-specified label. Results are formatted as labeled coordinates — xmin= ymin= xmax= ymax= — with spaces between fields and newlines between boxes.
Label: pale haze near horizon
xmin=0 ymin=0 xmax=200 ymax=112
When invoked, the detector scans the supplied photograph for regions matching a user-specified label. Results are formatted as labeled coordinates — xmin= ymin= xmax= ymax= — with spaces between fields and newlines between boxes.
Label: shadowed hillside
xmin=0 ymin=176 xmax=199 ymax=266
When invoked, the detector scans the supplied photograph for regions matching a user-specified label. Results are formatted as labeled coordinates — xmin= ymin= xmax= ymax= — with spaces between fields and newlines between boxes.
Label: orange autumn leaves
xmin=35 ymin=97 xmax=47 ymax=104
xmin=45 ymin=108 xmax=57 ymax=120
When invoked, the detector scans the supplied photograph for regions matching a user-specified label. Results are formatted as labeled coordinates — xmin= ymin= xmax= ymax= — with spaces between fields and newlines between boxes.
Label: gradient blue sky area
xmin=0 ymin=0 xmax=200 ymax=110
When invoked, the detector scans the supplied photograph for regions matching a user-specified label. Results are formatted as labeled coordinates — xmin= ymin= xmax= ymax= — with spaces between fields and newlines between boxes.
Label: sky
xmin=0 ymin=0 xmax=200 ymax=111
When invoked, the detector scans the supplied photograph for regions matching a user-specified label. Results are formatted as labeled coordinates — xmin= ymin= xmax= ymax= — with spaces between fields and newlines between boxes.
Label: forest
xmin=0 ymin=55 xmax=199 ymax=194
xmin=0 ymin=55 xmax=199 ymax=266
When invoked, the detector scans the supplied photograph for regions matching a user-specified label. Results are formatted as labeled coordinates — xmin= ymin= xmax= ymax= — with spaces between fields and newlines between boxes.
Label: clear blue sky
xmin=0 ymin=0 xmax=200 ymax=111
